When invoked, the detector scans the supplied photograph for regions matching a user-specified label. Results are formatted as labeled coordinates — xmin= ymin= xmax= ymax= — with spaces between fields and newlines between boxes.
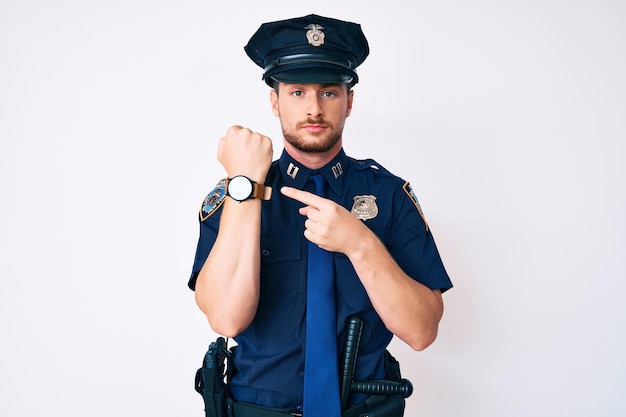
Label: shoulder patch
xmin=403 ymin=182 xmax=429 ymax=232
xmin=199 ymin=178 xmax=227 ymax=221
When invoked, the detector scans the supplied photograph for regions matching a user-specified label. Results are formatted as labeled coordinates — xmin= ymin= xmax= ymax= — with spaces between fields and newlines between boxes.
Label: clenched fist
xmin=217 ymin=125 xmax=273 ymax=183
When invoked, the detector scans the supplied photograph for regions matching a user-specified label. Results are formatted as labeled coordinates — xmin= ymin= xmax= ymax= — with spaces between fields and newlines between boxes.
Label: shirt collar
xmin=278 ymin=149 xmax=348 ymax=195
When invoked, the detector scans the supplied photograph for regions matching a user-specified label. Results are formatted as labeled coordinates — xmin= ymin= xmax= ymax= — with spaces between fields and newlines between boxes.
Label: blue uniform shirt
xmin=189 ymin=148 xmax=452 ymax=410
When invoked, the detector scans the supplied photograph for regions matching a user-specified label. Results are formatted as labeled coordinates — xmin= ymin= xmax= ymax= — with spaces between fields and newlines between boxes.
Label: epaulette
xmin=199 ymin=178 xmax=227 ymax=221
xmin=353 ymin=158 xmax=394 ymax=177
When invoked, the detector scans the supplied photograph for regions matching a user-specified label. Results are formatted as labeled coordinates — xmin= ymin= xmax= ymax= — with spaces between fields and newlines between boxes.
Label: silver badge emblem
xmin=305 ymin=24 xmax=325 ymax=47
xmin=351 ymin=195 xmax=378 ymax=221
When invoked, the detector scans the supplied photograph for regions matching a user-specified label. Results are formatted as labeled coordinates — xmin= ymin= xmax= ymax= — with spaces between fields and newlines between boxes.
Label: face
xmin=270 ymin=83 xmax=354 ymax=154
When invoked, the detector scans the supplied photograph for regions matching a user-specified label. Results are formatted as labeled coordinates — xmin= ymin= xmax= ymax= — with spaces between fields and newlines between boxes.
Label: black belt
xmin=229 ymin=399 xmax=302 ymax=417
xmin=228 ymin=395 xmax=400 ymax=417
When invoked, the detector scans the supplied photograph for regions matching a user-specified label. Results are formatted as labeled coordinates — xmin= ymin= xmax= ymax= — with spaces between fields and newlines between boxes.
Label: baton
xmin=340 ymin=315 xmax=363 ymax=410
xmin=351 ymin=378 xmax=413 ymax=398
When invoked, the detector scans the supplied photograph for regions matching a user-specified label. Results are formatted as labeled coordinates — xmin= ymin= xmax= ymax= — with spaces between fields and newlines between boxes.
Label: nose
xmin=306 ymin=95 xmax=323 ymax=118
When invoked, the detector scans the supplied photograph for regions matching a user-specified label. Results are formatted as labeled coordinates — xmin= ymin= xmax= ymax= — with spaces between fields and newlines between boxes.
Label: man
xmin=189 ymin=14 xmax=452 ymax=417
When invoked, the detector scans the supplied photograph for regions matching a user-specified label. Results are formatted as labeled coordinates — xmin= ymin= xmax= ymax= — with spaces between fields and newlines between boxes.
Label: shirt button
xmin=262 ymin=249 xmax=270 ymax=257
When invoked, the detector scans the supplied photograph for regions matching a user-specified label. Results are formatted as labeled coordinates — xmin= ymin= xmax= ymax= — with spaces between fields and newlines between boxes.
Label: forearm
xmin=346 ymin=230 xmax=444 ymax=351
xmin=195 ymin=198 xmax=262 ymax=336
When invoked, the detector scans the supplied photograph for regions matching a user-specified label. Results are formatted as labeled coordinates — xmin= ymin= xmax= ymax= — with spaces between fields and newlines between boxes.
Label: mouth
xmin=303 ymin=124 xmax=327 ymax=133
xmin=300 ymin=119 xmax=329 ymax=133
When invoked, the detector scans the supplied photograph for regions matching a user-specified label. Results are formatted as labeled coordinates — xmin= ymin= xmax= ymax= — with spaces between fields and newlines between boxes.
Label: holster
xmin=195 ymin=337 xmax=233 ymax=417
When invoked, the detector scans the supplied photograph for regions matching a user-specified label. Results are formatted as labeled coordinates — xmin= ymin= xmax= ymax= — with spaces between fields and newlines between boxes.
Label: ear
xmin=345 ymin=89 xmax=355 ymax=117
xmin=270 ymin=89 xmax=280 ymax=117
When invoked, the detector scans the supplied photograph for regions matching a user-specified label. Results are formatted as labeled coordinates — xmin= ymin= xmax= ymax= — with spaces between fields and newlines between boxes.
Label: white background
xmin=1 ymin=1 xmax=624 ymax=416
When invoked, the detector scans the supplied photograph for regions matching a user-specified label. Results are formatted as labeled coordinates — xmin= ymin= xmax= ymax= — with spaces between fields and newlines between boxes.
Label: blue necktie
xmin=303 ymin=173 xmax=342 ymax=417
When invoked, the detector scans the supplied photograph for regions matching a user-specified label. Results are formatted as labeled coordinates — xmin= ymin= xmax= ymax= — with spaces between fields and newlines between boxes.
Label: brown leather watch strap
xmin=252 ymin=183 xmax=272 ymax=200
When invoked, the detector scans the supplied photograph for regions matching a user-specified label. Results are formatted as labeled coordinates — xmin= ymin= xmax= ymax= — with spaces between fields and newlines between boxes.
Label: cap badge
xmin=351 ymin=195 xmax=378 ymax=221
xmin=305 ymin=24 xmax=325 ymax=47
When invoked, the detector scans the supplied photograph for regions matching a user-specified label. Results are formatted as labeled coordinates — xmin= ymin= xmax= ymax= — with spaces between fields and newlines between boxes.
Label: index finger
xmin=280 ymin=186 xmax=324 ymax=207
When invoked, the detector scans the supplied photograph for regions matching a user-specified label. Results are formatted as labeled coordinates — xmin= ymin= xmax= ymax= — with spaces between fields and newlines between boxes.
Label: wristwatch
xmin=226 ymin=175 xmax=272 ymax=202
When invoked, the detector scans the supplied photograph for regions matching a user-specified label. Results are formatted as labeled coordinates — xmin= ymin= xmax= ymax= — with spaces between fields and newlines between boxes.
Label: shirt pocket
xmin=252 ymin=234 xmax=305 ymax=349
xmin=259 ymin=233 xmax=303 ymax=305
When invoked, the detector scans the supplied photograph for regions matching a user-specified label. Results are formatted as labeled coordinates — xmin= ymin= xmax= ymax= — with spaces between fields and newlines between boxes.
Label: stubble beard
xmin=282 ymin=119 xmax=343 ymax=153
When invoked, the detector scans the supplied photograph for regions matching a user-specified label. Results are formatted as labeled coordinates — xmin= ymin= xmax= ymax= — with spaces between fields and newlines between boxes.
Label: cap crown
xmin=244 ymin=14 xmax=369 ymax=86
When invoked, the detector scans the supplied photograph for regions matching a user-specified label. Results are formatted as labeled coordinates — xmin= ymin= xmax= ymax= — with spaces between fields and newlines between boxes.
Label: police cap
xmin=244 ymin=14 xmax=369 ymax=87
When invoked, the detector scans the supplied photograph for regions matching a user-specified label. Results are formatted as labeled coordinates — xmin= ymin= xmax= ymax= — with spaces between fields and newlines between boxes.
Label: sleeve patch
xmin=199 ymin=178 xmax=227 ymax=221
xmin=403 ymin=182 xmax=429 ymax=232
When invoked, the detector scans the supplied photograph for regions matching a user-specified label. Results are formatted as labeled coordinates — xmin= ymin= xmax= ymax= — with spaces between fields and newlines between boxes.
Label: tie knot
xmin=310 ymin=173 xmax=326 ymax=196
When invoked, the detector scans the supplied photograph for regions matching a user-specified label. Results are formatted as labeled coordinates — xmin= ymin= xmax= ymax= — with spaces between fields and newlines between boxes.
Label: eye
xmin=291 ymin=90 xmax=304 ymax=97
xmin=322 ymin=91 xmax=337 ymax=98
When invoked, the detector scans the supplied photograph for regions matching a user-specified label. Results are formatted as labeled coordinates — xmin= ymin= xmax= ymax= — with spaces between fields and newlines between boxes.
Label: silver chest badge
xmin=305 ymin=24 xmax=325 ymax=47
xmin=351 ymin=195 xmax=378 ymax=220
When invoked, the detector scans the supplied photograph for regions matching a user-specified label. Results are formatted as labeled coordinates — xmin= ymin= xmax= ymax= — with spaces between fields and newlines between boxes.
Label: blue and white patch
xmin=403 ymin=182 xmax=429 ymax=232
xmin=200 ymin=178 xmax=227 ymax=221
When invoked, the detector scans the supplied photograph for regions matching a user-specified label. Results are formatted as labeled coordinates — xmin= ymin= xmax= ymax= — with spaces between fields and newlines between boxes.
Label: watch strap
xmin=252 ymin=182 xmax=272 ymax=200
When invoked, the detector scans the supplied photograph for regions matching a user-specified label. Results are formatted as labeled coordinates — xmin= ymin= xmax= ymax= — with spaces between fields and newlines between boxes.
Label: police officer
xmin=189 ymin=14 xmax=453 ymax=417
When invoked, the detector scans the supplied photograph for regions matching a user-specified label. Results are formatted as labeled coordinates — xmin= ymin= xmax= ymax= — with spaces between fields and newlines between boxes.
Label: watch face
xmin=228 ymin=176 xmax=253 ymax=201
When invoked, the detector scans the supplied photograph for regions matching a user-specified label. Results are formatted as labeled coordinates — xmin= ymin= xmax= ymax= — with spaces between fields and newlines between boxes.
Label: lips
xmin=300 ymin=119 xmax=329 ymax=132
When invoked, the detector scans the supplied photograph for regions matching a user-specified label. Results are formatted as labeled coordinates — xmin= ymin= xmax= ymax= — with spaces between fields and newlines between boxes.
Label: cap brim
xmin=266 ymin=68 xmax=355 ymax=86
